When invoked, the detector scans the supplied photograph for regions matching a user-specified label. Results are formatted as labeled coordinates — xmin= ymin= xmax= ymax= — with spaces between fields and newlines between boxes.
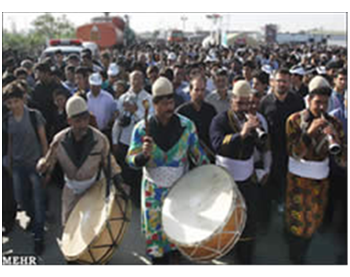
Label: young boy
xmin=51 ymin=88 xmax=69 ymax=140
xmin=3 ymin=81 xmax=48 ymax=255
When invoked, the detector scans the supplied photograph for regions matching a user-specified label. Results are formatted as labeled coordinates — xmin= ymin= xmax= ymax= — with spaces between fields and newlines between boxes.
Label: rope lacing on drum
xmin=81 ymin=193 xmax=132 ymax=265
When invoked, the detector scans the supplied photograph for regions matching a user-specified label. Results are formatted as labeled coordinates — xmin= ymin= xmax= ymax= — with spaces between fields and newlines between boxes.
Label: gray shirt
xmin=205 ymin=90 xmax=233 ymax=114
xmin=7 ymin=106 xmax=46 ymax=167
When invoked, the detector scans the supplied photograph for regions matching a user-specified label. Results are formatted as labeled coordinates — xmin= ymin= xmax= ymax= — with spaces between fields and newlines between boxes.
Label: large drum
xmin=161 ymin=165 xmax=246 ymax=262
xmin=60 ymin=179 xmax=132 ymax=264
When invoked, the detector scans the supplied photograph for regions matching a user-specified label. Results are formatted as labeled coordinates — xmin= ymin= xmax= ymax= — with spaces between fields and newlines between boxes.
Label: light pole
xmin=181 ymin=15 xmax=188 ymax=33
xmin=206 ymin=14 xmax=222 ymax=44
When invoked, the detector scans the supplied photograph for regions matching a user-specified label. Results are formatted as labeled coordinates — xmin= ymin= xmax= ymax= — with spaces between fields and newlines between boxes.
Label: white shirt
xmin=87 ymin=89 xmax=117 ymax=130
xmin=118 ymin=89 xmax=154 ymax=122
xmin=113 ymin=89 xmax=154 ymax=146
xmin=112 ymin=115 xmax=138 ymax=146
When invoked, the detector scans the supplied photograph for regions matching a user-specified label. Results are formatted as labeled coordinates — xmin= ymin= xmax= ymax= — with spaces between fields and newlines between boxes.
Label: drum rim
xmin=61 ymin=180 xmax=116 ymax=259
xmin=161 ymin=164 xmax=246 ymax=249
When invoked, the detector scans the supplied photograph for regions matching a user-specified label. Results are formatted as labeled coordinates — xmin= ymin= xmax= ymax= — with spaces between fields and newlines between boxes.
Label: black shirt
xmin=149 ymin=114 xmax=185 ymax=152
xmin=32 ymin=80 xmax=70 ymax=127
xmin=61 ymin=128 xmax=97 ymax=169
xmin=259 ymin=91 xmax=305 ymax=172
xmin=295 ymin=83 xmax=309 ymax=98
xmin=176 ymin=101 xmax=217 ymax=150
xmin=210 ymin=111 xmax=256 ymax=160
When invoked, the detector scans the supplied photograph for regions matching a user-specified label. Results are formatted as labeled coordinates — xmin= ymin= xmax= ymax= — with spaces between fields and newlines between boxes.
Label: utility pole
xmin=181 ymin=15 xmax=188 ymax=32
xmin=206 ymin=14 xmax=222 ymax=45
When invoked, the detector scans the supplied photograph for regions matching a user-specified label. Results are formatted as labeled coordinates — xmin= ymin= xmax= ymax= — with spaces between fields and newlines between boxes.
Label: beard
xmin=164 ymin=109 xmax=174 ymax=118
xmin=276 ymin=88 xmax=288 ymax=95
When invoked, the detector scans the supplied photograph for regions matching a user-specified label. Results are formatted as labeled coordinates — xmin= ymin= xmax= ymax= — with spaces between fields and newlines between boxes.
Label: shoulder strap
xmin=28 ymin=109 xmax=41 ymax=143
xmin=227 ymin=110 xmax=241 ymax=134
xmin=3 ymin=113 xmax=10 ymax=155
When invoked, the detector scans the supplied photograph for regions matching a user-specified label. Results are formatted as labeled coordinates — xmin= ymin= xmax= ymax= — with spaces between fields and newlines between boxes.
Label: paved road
xmin=2 ymin=183 xmax=347 ymax=265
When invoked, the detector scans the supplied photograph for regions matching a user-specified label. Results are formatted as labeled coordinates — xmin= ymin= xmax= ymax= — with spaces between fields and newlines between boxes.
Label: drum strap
xmin=105 ymin=151 xmax=112 ymax=200
xmin=96 ymin=151 xmax=112 ymax=200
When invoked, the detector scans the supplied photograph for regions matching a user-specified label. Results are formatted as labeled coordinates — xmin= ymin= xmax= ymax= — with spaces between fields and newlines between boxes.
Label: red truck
xmin=76 ymin=16 xmax=126 ymax=49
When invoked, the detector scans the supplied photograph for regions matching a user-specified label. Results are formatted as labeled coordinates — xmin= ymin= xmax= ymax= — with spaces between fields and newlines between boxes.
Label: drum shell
xmin=176 ymin=196 xmax=246 ymax=262
xmin=61 ymin=180 xmax=132 ymax=264
xmin=162 ymin=165 xmax=247 ymax=263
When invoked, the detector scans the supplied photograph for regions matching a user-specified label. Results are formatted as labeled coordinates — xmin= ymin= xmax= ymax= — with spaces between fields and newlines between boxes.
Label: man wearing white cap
xmin=87 ymin=72 xmax=117 ymax=134
xmin=290 ymin=65 xmax=309 ymax=98
xmin=284 ymin=76 xmax=346 ymax=264
xmin=210 ymin=80 xmax=269 ymax=264
xmin=167 ymin=52 xmax=177 ymax=67
xmin=37 ymin=96 xmax=124 ymax=226
xmin=103 ymin=63 xmax=120 ymax=97
xmin=126 ymin=77 xmax=209 ymax=264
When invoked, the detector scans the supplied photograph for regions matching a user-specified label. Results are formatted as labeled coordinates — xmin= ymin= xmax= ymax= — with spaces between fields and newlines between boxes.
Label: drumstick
xmin=142 ymin=99 xmax=150 ymax=136
xmin=198 ymin=139 xmax=216 ymax=161
xmin=38 ymin=140 xmax=59 ymax=185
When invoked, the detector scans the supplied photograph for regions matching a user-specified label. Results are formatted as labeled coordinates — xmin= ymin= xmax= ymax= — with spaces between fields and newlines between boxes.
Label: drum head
xmin=61 ymin=179 xmax=114 ymax=258
xmin=162 ymin=165 xmax=237 ymax=247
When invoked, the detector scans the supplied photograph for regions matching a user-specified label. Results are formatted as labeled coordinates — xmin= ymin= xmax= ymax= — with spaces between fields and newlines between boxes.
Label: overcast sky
xmin=3 ymin=12 xmax=347 ymax=34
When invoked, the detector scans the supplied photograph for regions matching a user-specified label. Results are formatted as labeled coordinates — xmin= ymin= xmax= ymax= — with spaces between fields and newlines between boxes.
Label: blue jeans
xmin=12 ymin=164 xmax=46 ymax=240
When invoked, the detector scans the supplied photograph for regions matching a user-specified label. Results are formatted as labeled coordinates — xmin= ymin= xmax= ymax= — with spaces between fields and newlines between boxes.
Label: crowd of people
xmin=2 ymin=40 xmax=347 ymax=264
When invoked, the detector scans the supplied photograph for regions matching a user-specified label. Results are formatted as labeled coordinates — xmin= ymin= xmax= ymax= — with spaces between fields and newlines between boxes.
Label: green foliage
xmin=31 ymin=13 xmax=75 ymax=39
xmin=3 ymin=13 xmax=76 ymax=55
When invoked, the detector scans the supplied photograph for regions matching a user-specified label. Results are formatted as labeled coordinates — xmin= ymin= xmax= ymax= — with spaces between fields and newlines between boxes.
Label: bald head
xmin=130 ymin=70 xmax=144 ymax=93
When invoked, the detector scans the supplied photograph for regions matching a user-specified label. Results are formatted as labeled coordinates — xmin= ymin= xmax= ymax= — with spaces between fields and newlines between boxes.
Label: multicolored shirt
xmin=285 ymin=109 xmax=346 ymax=238
xmin=126 ymin=114 xmax=209 ymax=258
xmin=127 ymin=114 xmax=209 ymax=170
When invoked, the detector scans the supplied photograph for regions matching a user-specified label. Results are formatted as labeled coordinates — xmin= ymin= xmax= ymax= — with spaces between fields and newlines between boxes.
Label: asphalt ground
xmin=2 ymin=182 xmax=348 ymax=266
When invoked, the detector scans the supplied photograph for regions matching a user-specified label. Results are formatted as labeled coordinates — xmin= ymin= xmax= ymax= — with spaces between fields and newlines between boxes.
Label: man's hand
xmin=142 ymin=136 xmax=153 ymax=158
xmin=36 ymin=158 xmax=48 ymax=174
xmin=323 ymin=124 xmax=339 ymax=138
xmin=240 ymin=114 xmax=260 ymax=139
xmin=307 ymin=117 xmax=328 ymax=138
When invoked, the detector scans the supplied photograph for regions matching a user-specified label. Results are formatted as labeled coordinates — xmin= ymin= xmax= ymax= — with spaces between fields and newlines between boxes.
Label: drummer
xmin=126 ymin=77 xmax=209 ymax=264
xmin=210 ymin=80 xmax=268 ymax=264
xmin=36 ymin=96 xmax=124 ymax=225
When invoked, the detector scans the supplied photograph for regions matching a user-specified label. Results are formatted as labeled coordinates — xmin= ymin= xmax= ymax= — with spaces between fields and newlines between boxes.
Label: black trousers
xmin=287 ymin=232 xmax=312 ymax=264
xmin=233 ymin=240 xmax=256 ymax=264
xmin=114 ymin=143 xmax=142 ymax=208
xmin=229 ymin=178 xmax=259 ymax=264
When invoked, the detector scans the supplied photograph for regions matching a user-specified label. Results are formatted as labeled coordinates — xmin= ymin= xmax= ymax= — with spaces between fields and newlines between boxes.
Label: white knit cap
xmin=152 ymin=77 xmax=173 ymax=97
xmin=232 ymin=80 xmax=252 ymax=97
xmin=66 ymin=96 xmax=88 ymax=118
xmin=308 ymin=76 xmax=331 ymax=93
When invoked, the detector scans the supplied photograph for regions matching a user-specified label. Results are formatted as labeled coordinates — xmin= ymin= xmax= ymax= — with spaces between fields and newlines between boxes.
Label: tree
xmin=3 ymin=13 xmax=76 ymax=57
xmin=31 ymin=13 xmax=76 ymax=39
